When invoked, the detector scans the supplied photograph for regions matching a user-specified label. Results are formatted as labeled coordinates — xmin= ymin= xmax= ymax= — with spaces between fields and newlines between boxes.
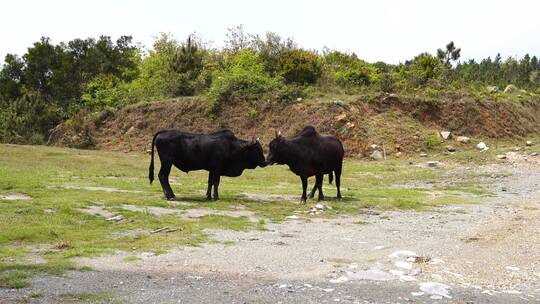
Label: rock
xmin=514 ymin=147 xmax=521 ymax=151
xmin=486 ymin=85 xmax=499 ymax=93
xmin=315 ymin=203 xmax=324 ymax=210
xmin=334 ymin=113 xmax=347 ymax=122
xmin=369 ymin=144 xmax=379 ymax=151
xmin=419 ymin=282 xmax=452 ymax=299
xmin=426 ymin=161 xmax=439 ymax=168
xmin=389 ymin=250 xmax=417 ymax=259
xmin=439 ymin=131 xmax=452 ymax=140
xmin=526 ymin=140 xmax=533 ymax=146
xmin=419 ymin=153 xmax=428 ymax=157
xmin=519 ymin=89 xmax=528 ymax=94
xmin=395 ymin=261 xmax=413 ymax=270
xmin=446 ymin=146 xmax=456 ymax=152
xmin=125 ymin=126 xmax=136 ymax=136
xmin=106 ymin=214 xmax=126 ymax=222
xmin=504 ymin=84 xmax=518 ymax=93
xmin=146 ymin=149 xmax=152 ymax=154
xmin=395 ymin=152 xmax=403 ymax=157
xmin=531 ymin=152 xmax=538 ymax=157
xmin=329 ymin=276 xmax=349 ymax=284
xmin=370 ymin=150 xmax=384 ymax=161
xmin=497 ymin=154 xmax=507 ymax=160
xmin=296 ymin=97 xmax=303 ymax=102
xmin=476 ymin=142 xmax=488 ymax=151
xmin=456 ymin=136 xmax=470 ymax=143
xmin=0 ymin=193 xmax=32 ymax=201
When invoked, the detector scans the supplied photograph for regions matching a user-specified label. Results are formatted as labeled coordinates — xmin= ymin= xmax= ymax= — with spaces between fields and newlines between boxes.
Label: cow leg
xmin=213 ymin=175 xmax=221 ymax=201
xmin=158 ymin=161 xmax=175 ymax=201
xmin=300 ymin=176 xmax=308 ymax=204
xmin=308 ymin=181 xmax=318 ymax=199
xmin=206 ymin=172 xmax=214 ymax=200
xmin=335 ymin=166 xmax=342 ymax=200
xmin=315 ymin=174 xmax=324 ymax=201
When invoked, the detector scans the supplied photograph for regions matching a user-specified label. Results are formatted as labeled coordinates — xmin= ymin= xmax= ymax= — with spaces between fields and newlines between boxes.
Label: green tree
xmin=437 ymin=41 xmax=461 ymax=66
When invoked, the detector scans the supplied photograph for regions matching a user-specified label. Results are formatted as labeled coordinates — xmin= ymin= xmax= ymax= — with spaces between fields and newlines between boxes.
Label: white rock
xmin=497 ymin=154 xmax=507 ymax=160
xmin=399 ymin=275 xmax=417 ymax=282
xmin=389 ymin=250 xmax=417 ymax=259
xmin=504 ymin=84 xmax=518 ymax=93
xmin=419 ymin=152 xmax=428 ymax=157
xmin=395 ymin=261 xmax=413 ymax=270
xmin=476 ymin=142 xmax=487 ymax=150
xmin=370 ymin=150 xmax=384 ymax=161
xmin=505 ymin=266 xmax=520 ymax=271
xmin=456 ymin=136 xmax=470 ymax=143
xmin=440 ymin=131 xmax=452 ymax=140
xmin=411 ymin=291 xmax=424 ymax=297
xmin=419 ymin=282 xmax=452 ymax=299
xmin=526 ymin=140 xmax=533 ymax=146
xmin=329 ymin=276 xmax=349 ymax=284
xmin=347 ymin=269 xmax=395 ymax=281
xmin=315 ymin=203 xmax=324 ymax=210
xmin=486 ymin=86 xmax=499 ymax=93
xmin=285 ymin=215 xmax=299 ymax=219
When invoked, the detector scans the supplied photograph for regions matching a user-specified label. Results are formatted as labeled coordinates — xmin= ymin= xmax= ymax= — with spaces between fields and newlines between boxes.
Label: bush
xmin=278 ymin=49 xmax=322 ymax=84
xmin=207 ymin=50 xmax=285 ymax=115
xmin=0 ymin=92 xmax=61 ymax=143
xmin=323 ymin=51 xmax=379 ymax=88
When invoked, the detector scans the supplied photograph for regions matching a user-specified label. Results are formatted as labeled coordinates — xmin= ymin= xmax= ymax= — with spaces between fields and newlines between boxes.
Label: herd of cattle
xmin=149 ymin=126 xmax=344 ymax=204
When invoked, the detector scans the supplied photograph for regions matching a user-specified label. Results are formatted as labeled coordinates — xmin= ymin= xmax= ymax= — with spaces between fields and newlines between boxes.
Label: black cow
xmin=149 ymin=129 xmax=266 ymax=201
xmin=266 ymin=126 xmax=344 ymax=204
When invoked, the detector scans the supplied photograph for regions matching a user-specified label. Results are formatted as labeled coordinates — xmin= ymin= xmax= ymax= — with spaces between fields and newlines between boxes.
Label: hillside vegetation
xmin=2 ymin=27 xmax=540 ymax=146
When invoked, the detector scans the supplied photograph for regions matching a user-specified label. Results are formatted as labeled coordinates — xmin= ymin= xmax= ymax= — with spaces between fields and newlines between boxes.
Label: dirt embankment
xmin=48 ymin=94 xmax=540 ymax=156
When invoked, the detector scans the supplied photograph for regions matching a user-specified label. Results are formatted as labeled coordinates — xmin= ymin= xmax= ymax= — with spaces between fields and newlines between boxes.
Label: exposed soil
xmin=48 ymin=95 xmax=540 ymax=156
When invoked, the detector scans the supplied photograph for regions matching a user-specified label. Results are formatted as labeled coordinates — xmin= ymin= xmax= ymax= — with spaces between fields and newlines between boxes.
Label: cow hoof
xmin=318 ymin=197 xmax=325 ymax=202
xmin=300 ymin=199 xmax=307 ymax=205
xmin=308 ymin=194 xmax=314 ymax=199
xmin=336 ymin=196 xmax=342 ymax=201
xmin=166 ymin=196 xmax=176 ymax=201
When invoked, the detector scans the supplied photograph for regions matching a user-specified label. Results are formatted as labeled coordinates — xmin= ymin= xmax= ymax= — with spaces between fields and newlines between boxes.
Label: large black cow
xmin=149 ymin=129 xmax=266 ymax=201
xmin=266 ymin=126 xmax=344 ymax=204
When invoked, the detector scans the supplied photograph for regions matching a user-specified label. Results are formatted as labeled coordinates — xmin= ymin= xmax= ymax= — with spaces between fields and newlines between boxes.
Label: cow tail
xmin=149 ymin=131 xmax=160 ymax=184
xmin=328 ymin=171 xmax=334 ymax=184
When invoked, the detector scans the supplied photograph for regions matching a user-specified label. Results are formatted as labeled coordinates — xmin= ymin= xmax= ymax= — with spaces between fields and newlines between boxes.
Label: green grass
xmin=0 ymin=144 xmax=492 ymax=288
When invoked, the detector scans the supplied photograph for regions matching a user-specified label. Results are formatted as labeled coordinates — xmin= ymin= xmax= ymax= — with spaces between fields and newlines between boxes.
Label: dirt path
xmin=3 ymin=162 xmax=540 ymax=303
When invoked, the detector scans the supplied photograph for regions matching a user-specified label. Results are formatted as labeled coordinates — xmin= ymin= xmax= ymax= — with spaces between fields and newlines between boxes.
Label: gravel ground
xmin=2 ymin=159 xmax=540 ymax=304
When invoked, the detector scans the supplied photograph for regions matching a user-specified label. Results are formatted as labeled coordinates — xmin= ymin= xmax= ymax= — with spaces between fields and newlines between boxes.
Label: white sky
xmin=1 ymin=0 xmax=539 ymax=64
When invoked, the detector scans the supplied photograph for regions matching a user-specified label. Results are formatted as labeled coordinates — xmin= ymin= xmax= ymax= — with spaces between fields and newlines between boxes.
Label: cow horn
xmin=278 ymin=130 xmax=282 ymax=137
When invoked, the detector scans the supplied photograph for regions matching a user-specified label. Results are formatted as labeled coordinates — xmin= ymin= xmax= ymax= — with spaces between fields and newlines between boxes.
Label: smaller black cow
xmin=149 ymin=129 xmax=266 ymax=201
xmin=266 ymin=126 xmax=344 ymax=204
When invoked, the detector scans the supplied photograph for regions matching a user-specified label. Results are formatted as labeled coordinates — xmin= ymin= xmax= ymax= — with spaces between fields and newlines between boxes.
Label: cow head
xmin=241 ymin=137 xmax=267 ymax=168
xmin=266 ymin=131 xmax=284 ymax=165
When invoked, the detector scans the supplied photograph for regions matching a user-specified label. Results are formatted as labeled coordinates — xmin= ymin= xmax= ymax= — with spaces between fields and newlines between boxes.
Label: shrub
xmin=323 ymin=51 xmax=379 ymax=87
xmin=0 ymin=92 xmax=61 ymax=143
xmin=206 ymin=50 xmax=285 ymax=115
xmin=278 ymin=49 xmax=322 ymax=84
